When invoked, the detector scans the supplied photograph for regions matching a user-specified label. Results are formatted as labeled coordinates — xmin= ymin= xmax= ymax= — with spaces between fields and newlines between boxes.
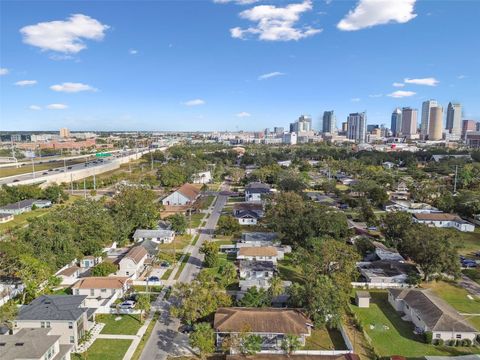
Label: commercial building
xmin=462 ymin=119 xmax=477 ymax=137
xmin=401 ymin=107 xmax=418 ymax=137
xmin=428 ymin=105 xmax=443 ymax=141
xmin=290 ymin=115 xmax=312 ymax=133
xmin=347 ymin=112 xmax=366 ymax=143
xmin=59 ymin=128 xmax=71 ymax=138
xmin=322 ymin=110 xmax=335 ymax=134
xmin=446 ymin=102 xmax=462 ymax=140
xmin=421 ymin=100 xmax=438 ymax=139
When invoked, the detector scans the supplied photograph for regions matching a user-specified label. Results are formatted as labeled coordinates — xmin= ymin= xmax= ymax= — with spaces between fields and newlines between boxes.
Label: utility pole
xmin=31 ymin=157 xmax=35 ymax=178
xmin=150 ymin=151 xmax=154 ymax=171
xmin=83 ymin=179 xmax=87 ymax=199
xmin=454 ymin=165 xmax=458 ymax=193
xmin=93 ymin=172 xmax=96 ymax=191
xmin=70 ymin=174 xmax=73 ymax=194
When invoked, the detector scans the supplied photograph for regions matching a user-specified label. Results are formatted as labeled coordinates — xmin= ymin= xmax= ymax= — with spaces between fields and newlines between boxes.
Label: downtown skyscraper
xmin=322 ymin=111 xmax=336 ymax=133
xmin=428 ymin=105 xmax=443 ymax=140
xmin=401 ymin=107 xmax=418 ymax=137
xmin=390 ymin=108 xmax=402 ymax=137
xmin=446 ymin=102 xmax=462 ymax=140
xmin=421 ymin=100 xmax=438 ymax=139
xmin=347 ymin=112 xmax=366 ymax=143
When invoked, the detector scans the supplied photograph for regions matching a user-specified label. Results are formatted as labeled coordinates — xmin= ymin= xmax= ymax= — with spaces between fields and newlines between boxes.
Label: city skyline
xmin=1 ymin=0 xmax=480 ymax=131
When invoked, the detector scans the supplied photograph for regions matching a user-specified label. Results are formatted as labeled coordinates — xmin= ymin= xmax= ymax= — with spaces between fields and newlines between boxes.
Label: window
xmin=126 ymin=272 xmax=130 ymax=276
xmin=75 ymin=289 xmax=80 ymax=295
xmin=46 ymin=321 xmax=51 ymax=328
xmin=101 ymin=288 xmax=107 ymax=293
xmin=456 ymin=334 xmax=462 ymax=339
xmin=70 ymin=336 xmax=75 ymax=344
xmin=68 ymin=322 xmax=73 ymax=329
xmin=435 ymin=334 xmax=441 ymax=339
xmin=90 ymin=289 xmax=94 ymax=296
xmin=41 ymin=321 xmax=45 ymax=328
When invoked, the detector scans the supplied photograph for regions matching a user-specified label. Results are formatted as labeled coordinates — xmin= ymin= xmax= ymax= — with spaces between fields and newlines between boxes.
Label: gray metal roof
xmin=242 ymin=232 xmax=278 ymax=243
xmin=133 ymin=229 xmax=174 ymax=238
xmin=16 ymin=295 xmax=89 ymax=321
xmin=0 ymin=199 xmax=37 ymax=210
xmin=0 ymin=328 xmax=62 ymax=360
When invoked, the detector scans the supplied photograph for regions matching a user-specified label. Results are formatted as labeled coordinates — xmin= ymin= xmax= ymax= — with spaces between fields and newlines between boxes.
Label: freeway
xmin=0 ymin=149 xmax=148 ymax=185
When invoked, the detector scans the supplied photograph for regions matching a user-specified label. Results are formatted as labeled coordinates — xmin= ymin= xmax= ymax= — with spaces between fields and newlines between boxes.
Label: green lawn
xmin=159 ymin=234 xmax=192 ymax=251
xmin=303 ymin=328 xmax=347 ymax=350
xmin=189 ymin=213 xmax=205 ymax=228
xmin=421 ymin=281 xmax=480 ymax=315
xmin=350 ymin=291 xmax=480 ymax=357
xmin=463 ymin=269 xmax=480 ymax=285
xmin=277 ymin=254 xmax=303 ymax=284
xmin=213 ymin=234 xmax=235 ymax=245
xmin=73 ymin=339 xmax=132 ymax=360
xmin=200 ymin=196 xmax=215 ymax=209
xmin=97 ymin=314 xmax=142 ymax=335
xmin=0 ymin=207 xmax=51 ymax=232
xmin=191 ymin=234 xmax=200 ymax=246
xmin=455 ymin=229 xmax=480 ymax=256
xmin=174 ymin=253 xmax=191 ymax=280
xmin=161 ymin=268 xmax=173 ymax=280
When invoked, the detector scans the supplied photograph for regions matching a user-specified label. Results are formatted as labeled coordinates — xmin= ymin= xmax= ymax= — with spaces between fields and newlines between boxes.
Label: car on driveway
xmin=178 ymin=324 xmax=194 ymax=334
xmin=160 ymin=261 xmax=170 ymax=268
xmin=119 ymin=300 xmax=136 ymax=309
xmin=148 ymin=276 xmax=160 ymax=282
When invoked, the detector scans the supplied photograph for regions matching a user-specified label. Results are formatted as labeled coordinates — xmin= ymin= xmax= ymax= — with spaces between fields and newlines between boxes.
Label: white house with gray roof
xmin=133 ymin=229 xmax=175 ymax=244
xmin=0 ymin=199 xmax=52 ymax=215
xmin=14 ymin=295 xmax=95 ymax=351
xmin=388 ymin=288 xmax=479 ymax=342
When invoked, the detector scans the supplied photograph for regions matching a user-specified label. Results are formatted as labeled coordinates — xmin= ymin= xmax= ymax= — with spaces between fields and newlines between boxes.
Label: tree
xmin=91 ymin=262 xmax=117 ymax=276
xmin=43 ymin=184 xmax=68 ymax=204
xmin=237 ymin=287 xmax=270 ymax=307
xmin=267 ymin=276 xmax=283 ymax=299
xmin=167 ymin=213 xmax=187 ymax=234
xmin=170 ymin=274 xmax=232 ymax=324
xmin=276 ymin=171 xmax=306 ymax=192
xmin=381 ymin=211 xmax=412 ymax=248
xmin=190 ymin=322 xmax=215 ymax=359
xmin=136 ymin=294 xmax=151 ymax=323
xmin=240 ymin=333 xmax=262 ymax=355
xmin=216 ymin=215 xmax=240 ymax=236
xmin=157 ymin=164 xmax=188 ymax=187
xmin=219 ymin=262 xmax=237 ymax=287
xmin=281 ymin=334 xmax=302 ymax=354
xmin=0 ymin=300 xmax=18 ymax=332
xmin=200 ymin=241 xmax=220 ymax=267
xmin=18 ymin=254 xmax=52 ymax=304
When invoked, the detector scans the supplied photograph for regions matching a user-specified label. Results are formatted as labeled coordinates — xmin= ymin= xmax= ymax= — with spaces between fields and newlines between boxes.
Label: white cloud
xmin=15 ymin=80 xmax=37 ymax=86
xmin=0 ymin=68 xmax=9 ymax=76
xmin=29 ymin=105 xmax=42 ymax=110
xmin=337 ymin=0 xmax=417 ymax=31
xmin=236 ymin=112 xmax=251 ymax=117
xmin=46 ymin=103 xmax=68 ymax=109
xmin=214 ymin=0 xmax=259 ymax=4
xmin=50 ymin=82 xmax=97 ymax=93
xmin=404 ymin=77 xmax=439 ymax=86
xmin=457 ymin=74 xmax=467 ymax=79
xmin=183 ymin=99 xmax=205 ymax=106
xmin=258 ymin=71 xmax=285 ymax=80
xmin=20 ymin=14 xmax=109 ymax=53
xmin=387 ymin=90 xmax=416 ymax=98
xmin=369 ymin=94 xmax=382 ymax=98
xmin=351 ymin=97 xmax=361 ymax=102
xmin=129 ymin=49 xmax=138 ymax=55
xmin=392 ymin=82 xmax=405 ymax=87
xmin=230 ymin=0 xmax=322 ymax=41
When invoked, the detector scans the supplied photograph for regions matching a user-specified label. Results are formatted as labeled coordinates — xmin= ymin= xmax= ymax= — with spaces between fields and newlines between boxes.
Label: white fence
xmin=351 ymin=282 xmax=412 ymax=289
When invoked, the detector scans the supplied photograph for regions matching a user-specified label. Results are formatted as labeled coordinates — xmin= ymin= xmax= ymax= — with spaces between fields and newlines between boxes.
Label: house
xmin=388 ymin=288 xmax=478 ymax=342
xmin=214 ymin=307 xmax=312 ymax=352
xmin=133 ymin=229 xmax=175 ymax=244
xmin=372 ymin=241 xmax=405 ymax=261
xmin=162 ymin=183 xmax=200 ymax=206
xmin=234 ymin=210 xmax=261 ymax=225
xmin=192 ymin=171 xmax=212 ymax=184
xmin=138 ymin=239 xmax=160 ymax=257
xmin=237 ymin=247 xmax=278 ymax=264
xmin=305 ymin=193 xmax=337 ymax=206
xmin=413 ymin=213 xmax=475 ymax=232
xmin=233 ymin=202 xmax=264 ymax=218
xmin=358 ymin=260 xmax=418 ymax=285
xmin=117 ymin=246 xmax=148 ymax=279
xmin=0 ymin=213 xmax=14 ymax=223
xmin=239 ymin=260 xmax=275 ymax=280
xmin=245 ymin=182 xmax=271 ymax=202
xmin=384 ymin=200 xmax=441 ymax=214
xmin=356 ymin=291 xmax=370 ymax=308
xmin=72 ymin=277 xmax=130 ymax=308
xmin=56 ymin=265 xmax=81 ymax=286
xmin=14 ymin=295 xmax=95 ymax=351
xmin=79 ymin=256 xmax=101 ymax=269
xmin=241 ymin=232 xmax=278 ymax=246
xmin=0 ymin=199 xmax=52 ymax=215
xmin=0 ymin=328 xmax=73 ymax=360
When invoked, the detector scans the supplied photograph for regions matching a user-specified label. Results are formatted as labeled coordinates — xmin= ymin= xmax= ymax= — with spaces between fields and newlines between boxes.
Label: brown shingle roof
xmin=124 ymin=246 xmax=148 ymax=264
xmin=214 ymin=307 xmax=311 ymax=335
xmin=177 ymin=183 xmax=200 ymax=200
xmin=413 ymin=213 xmax=460 ymax=221
xmin=57 ymin=266 xmax=80 ymax=277
xmin=72 ymin=277 xmax=129 ymax=289
xmin=233 ymin=203 xmax=263 ymax=211
xmin=238 ymin=246 xmax=277 ymax=257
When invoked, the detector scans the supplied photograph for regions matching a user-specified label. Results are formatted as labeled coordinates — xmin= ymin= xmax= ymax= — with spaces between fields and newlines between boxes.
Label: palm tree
xmin=268 ymin=276 xmax=284 ymax=302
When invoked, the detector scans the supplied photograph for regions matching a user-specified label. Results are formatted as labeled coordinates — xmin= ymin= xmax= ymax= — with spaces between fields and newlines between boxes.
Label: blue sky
xmin=1 ymin=0 xmax=479 ymax=131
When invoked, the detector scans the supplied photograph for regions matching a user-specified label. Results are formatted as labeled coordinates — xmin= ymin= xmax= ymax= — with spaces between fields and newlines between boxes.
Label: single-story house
xmin=117 ymin=246 xmax=148 ymax=279
xmin=79 ymin=256 xmax=101 ymax=269
xmin=0 ymin=213 xmax=14 ymax=223
xmin=214 ymin=307 xmax=312 ymax=352
xmin=133 ymin=229 xmax=175 ymax=243
xmin=413 ymin=213 xmax=475 ymax=232
xmin=56 ymin=265 xmax=81 ymax=286
xmin=0 ymin=199 xmax=52 ymax=215
xmin=241 ymin=232 xmax=278 ymax=246
xmin=72 ymin=277 xmax=129 ymax=302
xmin=226 ymin=355 xmax=360 ymax=360
xmin=388 ymin=288 xmax=479 ymax=342
xmin=162 ymin=183 xmax=200 ymax=206
xmin=192 ymin=171 xmax=212 ymax=184
xmin=234 ymin=210 xmax=261 ymax=225
xmin=372 ymin=241 xmax=405 ymax=262
xmin=245 ymin=182 xmax=271 ymax=202
xmin=384 ymin=200 xmax=440 ymax=214
xmin=239 ymin=260 xmax=275 ymax=280
xmin=0 ymin=328 xmax=73 ymax=360
xmin=237 ymin=246 xmax=278 ymax=264
xmin=305 ymin=193 xmax=337 ymax=206
xmin=358 ymin=260 xmax=418 ymax=285
xmin=14 ymin=295 xmax=95 ymax=351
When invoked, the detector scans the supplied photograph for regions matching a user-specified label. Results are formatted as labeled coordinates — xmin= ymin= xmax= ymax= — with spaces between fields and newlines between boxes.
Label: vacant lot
xmin=73 ymin=339 xmax=132 ymax=360
xmin=97 ymin=314 xmax=142 ymax=335
xmin=159 ymin=234 xmax=192 ymax=251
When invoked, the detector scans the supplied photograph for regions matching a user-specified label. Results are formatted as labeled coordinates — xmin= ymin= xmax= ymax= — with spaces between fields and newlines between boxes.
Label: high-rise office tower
xmin=428 ymin=106 xmax=443 ymax=140
xmin=462 ymin=120 xmax=476 ymax=137
xmin=421 ymin=100 xmax=438 ymax=139
xmin=273 ymin=127 xmax=284 ymax=135
xmin=322 ymin=111 xmax=335 ymax=133
xmin=401 ymin=107 xmax=418 ymax=136
xmin=290 ymin=115 xmax=312 ymax=133
xmin=347 ymin=112 xmax=367 ymax=143
xmin=390 ymin=108 xmax=402 ymax=136
xmin=59 ymin=128 xmax=70 ymax=138
xmin=446 ymin=102 xmax=462 ymax=139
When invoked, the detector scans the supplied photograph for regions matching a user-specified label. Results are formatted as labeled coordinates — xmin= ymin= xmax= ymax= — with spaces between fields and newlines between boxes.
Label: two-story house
xmin=237 ymin=247 xmax=278 ymax=264
xmin=245 ymin=182 xmax=271 ymax=202
xmin=72 ymin=277 xmax=130 ymax=309
xmin=117 ymin=246 xmax=148 ymax=279
xmin=14 ymin=295 xmax=95 ymax=351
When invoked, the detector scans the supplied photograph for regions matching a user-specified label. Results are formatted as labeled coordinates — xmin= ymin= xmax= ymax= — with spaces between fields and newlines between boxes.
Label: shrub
xmin=447 ymin=339 xmax=457 ymax=346
xmin=435 ymin=338 xmax=444 ymax=346
xmin=463 ymin=339 xmax=472 ymax=347
xmin=424 ymin=331 xmax=433 ymax=344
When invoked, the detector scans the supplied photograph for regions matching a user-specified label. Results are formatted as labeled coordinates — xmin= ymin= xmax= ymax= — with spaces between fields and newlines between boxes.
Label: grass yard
xmin=72 ymin=339 xmax=132 ymax=360
xmin=133 ymin=285 xmax=163 ymax=293
xmin=350 ymin=291 xmax=480 ymax=357
xmin=213 ymin=234 xmax=235 ymax=245
xmin=227 ymin=196 xmax=244 ymax=203
xmin=463 ymin=269 xmax=480 ymax=285
xmin=174 ymin=253 xmax=191 ymax=280
xmin=191 ymin=234 xmax=200 ymax=246
xmin=200 ymin=195 xmax=215 ymax=209
xmin=0 ymin=207 xmax=51 ymax=232
xmin=159 ymin=234 xmax=192 ymax=251
xmin=161 ymin=268 xmax=173 ymax=280
xmin=97 ymin=314 xmax=142 ymax=335
xmin=455 ymin=228 xmax=480 ymax=256
xmin=420 ymin=281 xmax=480 ymax=315
xmin=303 ymin=328 xmax=348 ymax=350
xmin=277 ymin=254 xmax=303 ymax=284
xmin=190 ymin=213 xmax=205 ymax=228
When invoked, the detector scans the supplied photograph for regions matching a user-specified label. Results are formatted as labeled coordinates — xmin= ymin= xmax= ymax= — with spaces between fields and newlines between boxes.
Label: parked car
xmin=160 ymin=261 xmax=170 ymax=268
xmin=12 ymin=179 xmax=20 ymax=182
xmin=178 ymin=324 xmax=194 ymax=334
xmin=67 ymin=166 xmax=72 ymax=169
xmin=148 ymin=276 xmax=160 ymax=282
xmin=119 ymin=300 xmax=136 ymax=309
xmin=42 ymin=172 xmax=48 ymax=175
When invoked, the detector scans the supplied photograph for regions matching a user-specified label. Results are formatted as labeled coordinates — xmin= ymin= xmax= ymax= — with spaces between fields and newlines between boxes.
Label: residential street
xmin=139 ymin=185 xmax=229 ymax=360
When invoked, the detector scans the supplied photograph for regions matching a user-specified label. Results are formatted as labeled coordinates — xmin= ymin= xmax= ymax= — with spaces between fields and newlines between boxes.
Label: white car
xmin=119 ymin=300 xmax=136 ymax=309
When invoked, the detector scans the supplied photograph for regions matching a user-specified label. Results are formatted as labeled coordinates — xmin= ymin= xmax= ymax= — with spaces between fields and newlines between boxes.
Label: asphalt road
xmin=139 ymin=185 xmax=229 ymax=360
